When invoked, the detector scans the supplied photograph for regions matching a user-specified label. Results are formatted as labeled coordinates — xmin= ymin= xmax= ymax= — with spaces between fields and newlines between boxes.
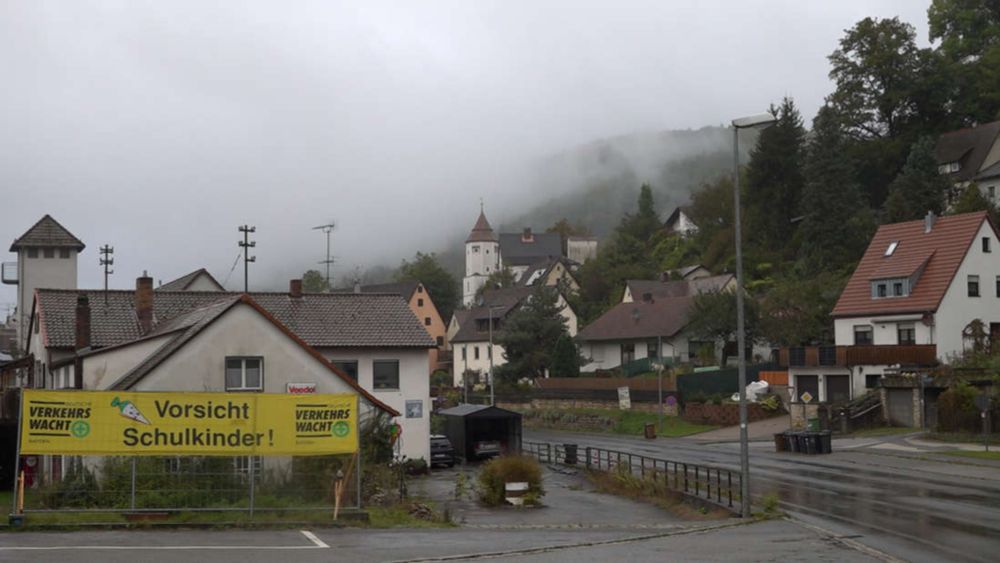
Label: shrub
xmin=431 ymin=370 xmax=452 ymax=388
xmin=403 ymin=458 xmax=429 ymax=475
xmin=938 ymin=382 xmax=980 ymax=432
xmin=476 ymin=454 xmax=545 ymax=507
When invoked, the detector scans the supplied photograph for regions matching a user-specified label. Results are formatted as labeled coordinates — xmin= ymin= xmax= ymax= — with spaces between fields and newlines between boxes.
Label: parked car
xmin=430 ymin=434 xmax=456 ymax=467
xmin=473 ymin=440 xmax=501 ymax=459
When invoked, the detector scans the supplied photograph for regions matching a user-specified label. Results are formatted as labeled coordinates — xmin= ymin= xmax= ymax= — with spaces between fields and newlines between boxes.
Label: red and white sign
xmin=286 ymin=382 xmax=317 ymax=394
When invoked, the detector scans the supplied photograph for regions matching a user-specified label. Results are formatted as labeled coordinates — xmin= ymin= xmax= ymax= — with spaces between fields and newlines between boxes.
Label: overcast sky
xmin=1 ymin=0 xmax=932 ymax=310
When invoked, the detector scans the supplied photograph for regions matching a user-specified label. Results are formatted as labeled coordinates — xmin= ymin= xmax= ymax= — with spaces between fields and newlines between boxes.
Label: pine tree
xmin=797 ymin=106 xmax=874 ymax=274
xmin=494 ymin=286 xmax=569 ymax=382
xmin=745 ymin=97 xmax=807 ymax=255
xmin=550 ymin=334 xmax=582 ymax=378
xmin=883 ymin=136 xmax=951 ymax=222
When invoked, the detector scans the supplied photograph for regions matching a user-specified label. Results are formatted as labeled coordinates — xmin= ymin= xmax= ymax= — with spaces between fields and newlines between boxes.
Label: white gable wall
xmin=83 ymin=334 xmax=176 ymax=390
xmin=935 ymin=220 xmax=1000 ymax=360
xmin=185 ymin=274 xmax=223 ymax=291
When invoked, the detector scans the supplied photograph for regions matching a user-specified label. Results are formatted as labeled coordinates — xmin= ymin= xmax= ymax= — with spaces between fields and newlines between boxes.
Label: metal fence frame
xmin=522 ymin=440 xmax=739 ymax=509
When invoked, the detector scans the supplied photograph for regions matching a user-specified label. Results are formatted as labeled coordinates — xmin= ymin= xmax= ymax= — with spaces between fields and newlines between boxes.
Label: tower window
xmin=27 ymin=248 xmax=38 ymax=258
xmin=59 ymin=249 xmax=70 ymax=259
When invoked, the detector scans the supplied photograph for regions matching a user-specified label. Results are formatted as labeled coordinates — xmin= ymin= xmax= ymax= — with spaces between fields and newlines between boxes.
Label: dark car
xmin=430 ymin=434 xmax=456 ymax=467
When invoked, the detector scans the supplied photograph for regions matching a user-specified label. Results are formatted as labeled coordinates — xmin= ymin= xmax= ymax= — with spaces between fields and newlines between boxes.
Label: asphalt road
xmin=526 ymin=429 xmax=1000 ymax=563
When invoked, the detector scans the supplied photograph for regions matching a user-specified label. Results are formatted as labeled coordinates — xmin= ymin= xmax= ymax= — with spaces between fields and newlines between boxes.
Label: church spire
xmin=466 ymin=204 xmax=498 ymax=243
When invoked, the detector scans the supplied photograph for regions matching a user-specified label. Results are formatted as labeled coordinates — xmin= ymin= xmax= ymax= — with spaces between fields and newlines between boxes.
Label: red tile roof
xmin=832 ymin=212 xmax=994 ymax=317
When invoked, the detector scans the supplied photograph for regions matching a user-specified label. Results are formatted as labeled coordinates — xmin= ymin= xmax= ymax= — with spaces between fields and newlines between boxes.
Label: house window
xmin=996 ymin=276 xmax=1000 ymax=297
xmin=474 ymin=346 xmax=480 ymax=360
xmin=877 ymin=284 xmax=887 ymax=298
xmin=621 ymin=342 xmax=636 ymax=366
xmin=969 ymin=275 xmax=981 ymax=297
xmin=647 ymin=340 xmax=659 ymax=360
xmin=984 ymin=237 xmax=992 ymax=253
xmin=884 ymin=241 xmax=898 ymax=256
xmin=461 ymin=346 xmax=467 ymax=361
xmin=373 ymin=360 xmax=400 ymax=390
xmin=43 ymin=248 xmax=55 ymax=258
xmin=417 ymin=285 xmax=423 ymax=293
xmin=436 ymin=336 xmax=444 ymax=346
xmin=417 ymin=298 xmax=424 ymax=307
xmin=27 ymin=248 xmax=38 ymax=258
xmin=331 ymin=360 xmax=358 ymax=381
xmin=897 ymin=324 xmax=916 ymax=345
xmin=854 ymin=325 xmax=873 ymax=346
xmin=424 ymin=317 xmax=431 ymax=326
xmin=893 ymin=282 xmax=903 ymax=297
xmin=990 ymin=186 xmax=997 ymax=200
xmin=225 ymin=357 xmax=262 ymax=391
xmin=234 ymin=456 xmax=262 ymax=476
xmin=865 ymin=374 xmax=882 ymax=389
xmin=59 ymin=249 xmax=70 ymax=259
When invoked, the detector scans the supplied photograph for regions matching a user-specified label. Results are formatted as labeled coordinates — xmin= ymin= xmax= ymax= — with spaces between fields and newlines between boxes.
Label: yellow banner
xmin=19 ymin=390 xmax=358 ymax=456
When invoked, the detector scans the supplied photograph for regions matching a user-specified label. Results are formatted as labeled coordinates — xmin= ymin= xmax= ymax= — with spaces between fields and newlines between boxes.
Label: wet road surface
xmin=526 ymin=429 xmax=1000 ymax=563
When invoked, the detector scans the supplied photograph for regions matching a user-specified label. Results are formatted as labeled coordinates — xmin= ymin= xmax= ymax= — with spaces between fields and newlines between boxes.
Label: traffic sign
xmin=800 ymin=391 xmax=813 ymax=404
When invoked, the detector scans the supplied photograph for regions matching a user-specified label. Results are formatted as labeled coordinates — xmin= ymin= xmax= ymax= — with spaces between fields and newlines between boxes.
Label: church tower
xmin=6 ymin=215 xmax=84 ymax=347
xmin=463 ymin=206 xmax=500 ymax=306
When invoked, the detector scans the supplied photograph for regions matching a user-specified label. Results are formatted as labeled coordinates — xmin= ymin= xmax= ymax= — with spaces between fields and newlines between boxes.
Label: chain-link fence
xmin=16 ymin=453 xmax=360 ymax=515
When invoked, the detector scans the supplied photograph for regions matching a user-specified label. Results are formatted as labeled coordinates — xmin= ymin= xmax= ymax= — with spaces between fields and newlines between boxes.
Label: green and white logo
xmin=332 ymin=421 xmax=350 ymax=438
xmin=70 ymin=420 xmax=90 ymax=438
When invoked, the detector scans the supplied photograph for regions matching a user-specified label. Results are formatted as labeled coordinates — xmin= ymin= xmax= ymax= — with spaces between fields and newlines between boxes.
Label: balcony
xmin=778 ymin=345 xmax=937 ymax=368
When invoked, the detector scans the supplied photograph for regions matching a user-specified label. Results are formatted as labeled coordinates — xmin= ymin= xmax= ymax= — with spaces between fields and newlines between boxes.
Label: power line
xmin=312 ymin=222 xmax=336 ymax=290
xmin=99 ymin=245 xmax=114 ymax=305
xmin=221 ymin=251 xmax=244 ymax=288
xmin=238 ymin=225 xmax=256 ymax=293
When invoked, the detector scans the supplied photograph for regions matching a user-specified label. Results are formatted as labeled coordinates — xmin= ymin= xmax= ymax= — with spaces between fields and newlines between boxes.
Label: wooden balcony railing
xmin=778 ymin=345 xmax=937 ymax=368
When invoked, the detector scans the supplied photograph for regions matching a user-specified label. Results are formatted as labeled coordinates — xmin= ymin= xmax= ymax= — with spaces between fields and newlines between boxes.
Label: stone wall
xmin=498 ymin=398 xmax=678 ymax=416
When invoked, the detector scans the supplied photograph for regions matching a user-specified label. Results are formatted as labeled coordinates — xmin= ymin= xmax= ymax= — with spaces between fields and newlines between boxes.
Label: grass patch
xmin=367 ymin=504 xmax=452 ymax=528
xmin=523 ymin=407 xmax=717 ymax=437
xmin=849 ymin=426 xmax=919 ymax=438
xmin=585 ymin=466 xmax=731 ymax=521
xmin=940 ymin=450 xmax=1000 ymax=461
xmin=925 ymin=432 xmax=1000 ymax=444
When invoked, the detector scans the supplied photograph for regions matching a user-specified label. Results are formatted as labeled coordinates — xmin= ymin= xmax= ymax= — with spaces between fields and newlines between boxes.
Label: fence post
xmin=585 ymin=447 xmax=591 ymax=470
xmin=716 ymin=469 xmax=721 ymax=503
xmin=695 ymin=466 xmax=699 ymax=496
xmin=248 ymin=457 xmax=256 ymax=518
xmin=683 ymin=463 xmax=688 ymax=492
xmin=728 ymin=472 xmax=733 ymax=507
xmin=706 ymin=466 xmax=710 ymax=499
xmin=130 ymin=458 xmax=137 ymax=511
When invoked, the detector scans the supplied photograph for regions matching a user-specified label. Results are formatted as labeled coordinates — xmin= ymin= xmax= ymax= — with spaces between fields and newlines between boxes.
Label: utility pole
xmin=99 ymin=245 xmax=114 ymax=305
xmin=313 ymin=222 xmax=336 ymax=290
xmin=238 ymin=225 xmax=256 ymax=293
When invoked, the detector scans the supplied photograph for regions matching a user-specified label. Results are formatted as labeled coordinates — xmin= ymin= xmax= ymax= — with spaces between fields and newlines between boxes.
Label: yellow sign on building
xmin=19 ymin=389 xmax=358 ymax=456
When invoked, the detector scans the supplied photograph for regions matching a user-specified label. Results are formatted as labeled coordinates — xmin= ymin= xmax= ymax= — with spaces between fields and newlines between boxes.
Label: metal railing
xmin=522 ymin=441 xmax=739 ymax=509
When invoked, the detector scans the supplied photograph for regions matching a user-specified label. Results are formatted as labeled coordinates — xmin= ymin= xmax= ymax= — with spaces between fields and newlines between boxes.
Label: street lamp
xmin=488 ymin=305 xmax=502 ymax=406
xmin=732 ymin=111 xmax=777 ymax=519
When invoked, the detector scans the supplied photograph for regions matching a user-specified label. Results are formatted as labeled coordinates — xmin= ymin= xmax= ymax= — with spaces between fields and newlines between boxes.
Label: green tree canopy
xmin=745 ymin=98 xmax=806 ymax=255
xmin=301 ymin=269 xmax=331 ymax=293
xmin=475 ymin=266 xmax=517 ymax=301
xmin=395 ymin=252 xmax=460 ymax=322
xmin=494 ymin=286 xmax=570 ymax=382
xmin=550 ymin=334 xmax=583 ymax=378
xmin=882 ymin=136 xmax=951 ymax=222
xmin=796 ymin=106 xmax=875 ymax=274
xmin=685 ymin=290 xmax=761 ymax=346
xmin=929 ymin=0 xmax=1000 ymax=124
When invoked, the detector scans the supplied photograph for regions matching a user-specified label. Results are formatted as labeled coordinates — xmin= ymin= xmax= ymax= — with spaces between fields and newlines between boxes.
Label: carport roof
xmin=438 ymin=404 xmax=521 ymax=418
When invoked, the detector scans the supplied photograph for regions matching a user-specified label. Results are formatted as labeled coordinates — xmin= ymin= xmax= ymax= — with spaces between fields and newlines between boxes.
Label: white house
xmin=785 ymin=211 xmax=1000 ymax=405
xmin=24 ymin=273 xmax=435 ymax=464
xmin=621 ymin=274 xmax=734 ymax=304
xmin=449 ymin=287 xmax=577 ymax=385
xmin=664 ymin=207 xmax=698 ymax=237
xmin=934 ymin=120 xmax=1000 ymax=205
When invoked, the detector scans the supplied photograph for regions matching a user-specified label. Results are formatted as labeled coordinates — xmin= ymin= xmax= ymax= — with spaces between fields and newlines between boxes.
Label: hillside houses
xmin=934 ymin=120 xmax=1000 ymax=205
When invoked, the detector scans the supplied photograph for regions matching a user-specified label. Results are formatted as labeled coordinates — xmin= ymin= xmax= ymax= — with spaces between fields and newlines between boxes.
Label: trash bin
xmin=807 ymin=417 xmax=821 ymax=432
xmin=789 ymin=432 xmax=801 ymax=453
xmin=644 ymin=423 xmax=656 ymax=439
xmin=818 ymin=431 xmax=832 ymax=454
xmin=784 ymin=431 xmax=796 ymax=452
xmin=563 ymin=444 xmax=578 ymax=465
xmin=774 ymin=432 xmax=788 ymax=453
xmin=797 ymin=432 xmax=811 ymax=454
xmin=804 ymin=432 xmax=818 ymax=455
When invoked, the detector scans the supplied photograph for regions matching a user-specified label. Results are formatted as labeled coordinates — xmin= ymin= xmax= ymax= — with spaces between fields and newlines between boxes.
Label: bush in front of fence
xmin=476 ymin=454 xmax=545 ymax=507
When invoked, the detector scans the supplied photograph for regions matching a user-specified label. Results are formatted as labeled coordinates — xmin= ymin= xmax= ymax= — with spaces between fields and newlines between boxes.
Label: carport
xmin=438 ymin=404 xmax=522 ymax=462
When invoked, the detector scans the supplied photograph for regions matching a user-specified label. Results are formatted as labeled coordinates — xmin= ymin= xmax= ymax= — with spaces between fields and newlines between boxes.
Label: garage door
xmin=886 ymin=389 xmax=913 ymax=427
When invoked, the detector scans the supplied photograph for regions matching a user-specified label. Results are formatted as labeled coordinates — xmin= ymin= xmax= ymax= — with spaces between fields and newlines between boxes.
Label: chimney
xmin=925 ymin=210 xmax=936 ymax=233
xmin=522 ymin=227 xmax=533 ymax=242
xmin=354 ymin=281 xmax=361 ymax=294
xmin=135 ymin=272 xmax=153 ymax=334
xmin=289 ymin=279 xmax=303 ymax=298
xmin=75 ymin=294 xmax=91 ymax=350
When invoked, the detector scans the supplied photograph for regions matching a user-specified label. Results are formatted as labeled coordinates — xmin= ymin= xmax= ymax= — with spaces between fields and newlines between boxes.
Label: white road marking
xmin=0 ymin=530 xmax=330 ymax=551
xmin=300 ymin=529 xmax=329 ymax=548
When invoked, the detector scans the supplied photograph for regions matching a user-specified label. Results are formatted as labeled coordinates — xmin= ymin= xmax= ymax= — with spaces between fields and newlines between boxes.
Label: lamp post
xmin=488 ymin=305 xmax=501 ymax=406
xmin=731 ymin=111 xmax=777 ymax=519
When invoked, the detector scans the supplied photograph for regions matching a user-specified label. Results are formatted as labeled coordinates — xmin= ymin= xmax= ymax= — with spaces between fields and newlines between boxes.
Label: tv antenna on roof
xmin=313 ymin=222 xmax=336 ymax=290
